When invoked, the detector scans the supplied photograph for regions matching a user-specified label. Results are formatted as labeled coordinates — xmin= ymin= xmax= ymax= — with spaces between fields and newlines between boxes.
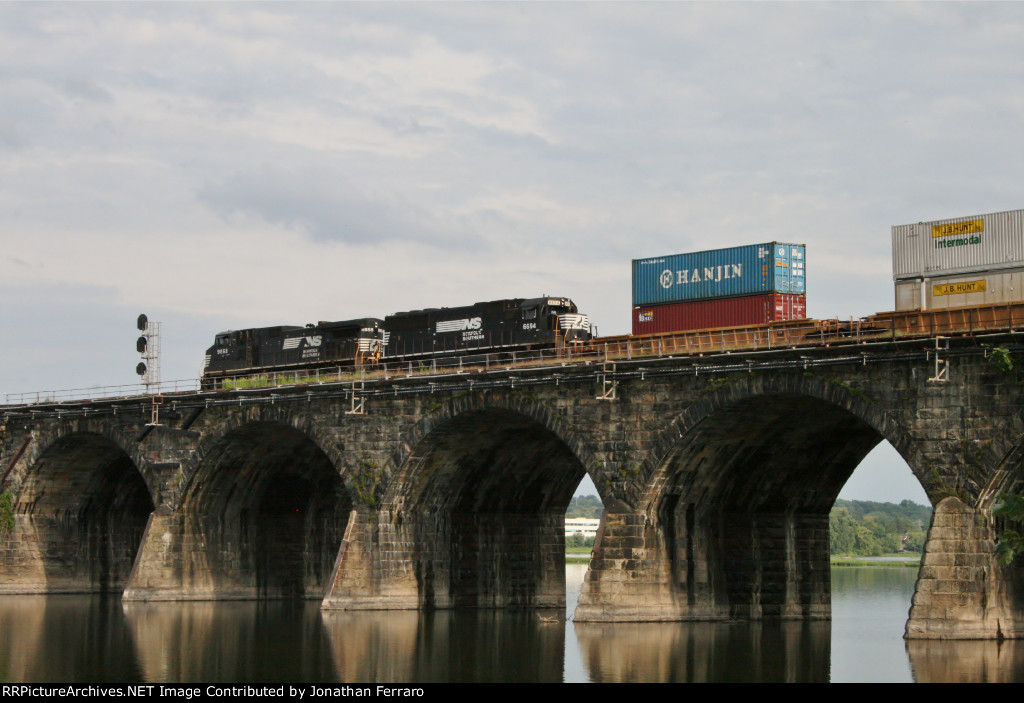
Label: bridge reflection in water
xmin=0 ymin=568 xmax=1022 ymax=683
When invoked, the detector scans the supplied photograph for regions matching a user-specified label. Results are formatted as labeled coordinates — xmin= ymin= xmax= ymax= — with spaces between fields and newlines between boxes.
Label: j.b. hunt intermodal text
xmin=2 ymin=686 xmax=425 ymax=699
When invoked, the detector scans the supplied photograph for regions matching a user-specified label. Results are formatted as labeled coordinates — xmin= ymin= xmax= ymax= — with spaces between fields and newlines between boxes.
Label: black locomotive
xmin=203 ymin=318 xmax=385 ymax=380
xmin=202 ymin=296 xmax=590 ymax=382
xmin=384 ymin=296 xmax=589 ymax=358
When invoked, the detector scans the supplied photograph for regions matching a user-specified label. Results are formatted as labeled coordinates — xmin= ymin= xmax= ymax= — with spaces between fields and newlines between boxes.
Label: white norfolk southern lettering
xmin=559 ymin=314 xmax=589 ymax=330
xmin=282 ymin=336 xmax=322 ymax=350
xmin=436 ymin=317 xmax=483 ymax=333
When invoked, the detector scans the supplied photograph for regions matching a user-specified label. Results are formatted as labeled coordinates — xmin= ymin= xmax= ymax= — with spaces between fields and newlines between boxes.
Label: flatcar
xmin=202 ymin=318 xmax=385 ymax=381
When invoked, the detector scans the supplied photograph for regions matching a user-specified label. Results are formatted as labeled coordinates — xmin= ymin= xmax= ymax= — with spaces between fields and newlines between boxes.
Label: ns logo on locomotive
xmin=201 ymin=296 xmax=591 ymax=383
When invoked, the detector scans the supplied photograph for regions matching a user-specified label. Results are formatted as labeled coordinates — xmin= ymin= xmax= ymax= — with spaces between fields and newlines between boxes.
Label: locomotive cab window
xmin=216 ymin=336 xmax=230 ymax=347
xmin=523 ymin=308 xmax=537 ymax=320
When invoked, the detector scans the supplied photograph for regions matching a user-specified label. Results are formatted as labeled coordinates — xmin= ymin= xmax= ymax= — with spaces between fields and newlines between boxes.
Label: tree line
xmin=568 ymin=495 xmax=932 ymax=557
xmin=829 ymin=499 xmax=931 ymax=556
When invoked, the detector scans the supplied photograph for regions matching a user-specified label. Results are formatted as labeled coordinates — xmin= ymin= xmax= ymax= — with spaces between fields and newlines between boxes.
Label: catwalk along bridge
xmin=3 ymin=304 xmax=1024 ymax=640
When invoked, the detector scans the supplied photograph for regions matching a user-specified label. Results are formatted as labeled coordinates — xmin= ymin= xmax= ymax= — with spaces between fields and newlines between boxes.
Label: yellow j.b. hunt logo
xmin=933 ymin=280 xmax=987 ymax=296
xmin=932 ymin=220 xmax=984 ymax=238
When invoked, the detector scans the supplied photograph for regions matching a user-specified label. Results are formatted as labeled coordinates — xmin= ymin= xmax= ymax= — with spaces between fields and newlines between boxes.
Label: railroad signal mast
xmin=136 ymin=314 xmax=161 ymax=391
xmin=136 ymin=314 xmax=162 ymax=425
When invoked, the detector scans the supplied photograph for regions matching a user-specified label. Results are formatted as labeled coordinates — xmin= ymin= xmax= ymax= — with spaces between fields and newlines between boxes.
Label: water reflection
xmin=574 ymin=620 xmax=830 ymax=682
xmin=907 ymin=640 xmax=1024 ymax=683
xmin=0 ymin=567 xmax=1021 ymax=682
xmin=121 ymin=601 xmax=336 ymax=682
xmin=321 ymin=610 xmax=565 ymax=682
xmin=0 ymin=595 xmax=142 ymax=682
xmin=830 ymin=566 xmax=916 ymax=682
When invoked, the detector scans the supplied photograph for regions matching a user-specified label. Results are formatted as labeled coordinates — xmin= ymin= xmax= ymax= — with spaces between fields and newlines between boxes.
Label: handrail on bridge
xmin=4 ymin=302 xmax=1023 ymax=407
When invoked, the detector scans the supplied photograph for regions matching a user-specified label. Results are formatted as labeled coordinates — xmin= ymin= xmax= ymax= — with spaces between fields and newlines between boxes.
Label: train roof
xmin=214 ymin=318 xmax=383 ymax=337
xmin=520 ymin=296 xmax=576 ymax=308
xmin=315 ymin=317 xmax=384 ymax=329
xmin=214 ymin=325 xmax=303 ymax=337
xmin=386 ymin=297 xmax=577 ymax=319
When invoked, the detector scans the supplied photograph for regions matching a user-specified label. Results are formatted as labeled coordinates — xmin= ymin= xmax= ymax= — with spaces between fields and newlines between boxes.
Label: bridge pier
xmin=574 ymin=508 xmax=830 ymax=622
xmin=906 ymin=497 xmax=1024 ymax=640
xmin=122 ymin=507 xmax=187 ymax=600
xmin=322 ymin=508 xmax=420 ymax=610
xmin=323 ymin=506 xmax=568 ymax=611
xmin=573 ymin=512 xmax=680 ymax=621
xmin=0 ymin=517 xmax=51 ymax=594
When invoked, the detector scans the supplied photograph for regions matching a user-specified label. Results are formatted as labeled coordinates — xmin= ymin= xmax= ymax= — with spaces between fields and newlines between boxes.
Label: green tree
xmin=829 ymin=499 xmax=930 ymax=556
xmin=993 ymin=493 xmax=1024 ymax=566
xmin=566 ymin=495 xmax=603 ymax=519
xmin=566 ymin=533 xmax=596 ymax=549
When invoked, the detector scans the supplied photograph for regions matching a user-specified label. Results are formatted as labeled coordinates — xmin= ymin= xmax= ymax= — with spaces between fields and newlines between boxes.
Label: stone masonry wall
xmin=3 ymin=342 xmax=1024 ymax=637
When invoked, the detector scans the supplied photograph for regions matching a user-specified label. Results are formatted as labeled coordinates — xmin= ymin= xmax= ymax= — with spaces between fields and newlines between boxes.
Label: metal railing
xmin=3 ymin=378 xmax=200 ymax=406
xmin=5 ymin=302 xmax=1024 ymax=407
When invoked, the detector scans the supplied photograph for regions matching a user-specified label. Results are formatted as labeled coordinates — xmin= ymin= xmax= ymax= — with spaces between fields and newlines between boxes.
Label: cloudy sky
xmin=4 ymin=2 xmax=1022 ymax=502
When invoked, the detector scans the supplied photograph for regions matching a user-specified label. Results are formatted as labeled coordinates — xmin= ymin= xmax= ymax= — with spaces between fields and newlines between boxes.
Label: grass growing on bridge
xmin=0 ymin=491 xmax=13 ymax=532
xmin=219 ymin=370 xmax=368 ymax=389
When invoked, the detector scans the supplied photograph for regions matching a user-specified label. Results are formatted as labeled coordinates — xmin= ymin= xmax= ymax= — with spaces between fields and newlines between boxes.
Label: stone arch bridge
xmin=2 ymin=335 xmax=1024 ymax=640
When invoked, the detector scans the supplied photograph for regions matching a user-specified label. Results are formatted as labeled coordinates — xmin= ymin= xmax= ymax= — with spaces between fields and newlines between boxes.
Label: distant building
xmin=565 ymin=517 xmax=600 ymax=539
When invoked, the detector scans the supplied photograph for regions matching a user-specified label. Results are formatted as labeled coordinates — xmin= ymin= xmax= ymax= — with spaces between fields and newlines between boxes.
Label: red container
xmin=632 ymin=293 xmax=807 ymax=335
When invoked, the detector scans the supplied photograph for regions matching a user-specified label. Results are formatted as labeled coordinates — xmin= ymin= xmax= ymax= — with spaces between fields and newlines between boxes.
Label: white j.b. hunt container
xmin=892 ymin=208 xmax=1024 ymax=310
xmin=892 ymin=209 xmax=1024 ymax=280
xmin=895 ymin=267 xmax=1024 ymax=311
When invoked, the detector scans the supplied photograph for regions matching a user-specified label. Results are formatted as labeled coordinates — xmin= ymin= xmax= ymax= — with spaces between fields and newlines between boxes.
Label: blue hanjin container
xmin=632 ymin=242 xmax=806 ymax=306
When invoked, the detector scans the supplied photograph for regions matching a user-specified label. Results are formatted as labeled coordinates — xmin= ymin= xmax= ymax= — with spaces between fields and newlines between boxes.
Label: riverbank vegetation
xmin=566 ymin=495 xmax=602 ymax=519
xmin=830 ymin=499 xmax=930 ymax=557
xmin=567 ymin=495 xmax=931 ymax=559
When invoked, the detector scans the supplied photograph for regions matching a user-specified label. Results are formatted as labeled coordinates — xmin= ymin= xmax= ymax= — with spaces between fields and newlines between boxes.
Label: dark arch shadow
xmin=634 ymin=382 xmax=923 ymax=621
xmin=383 ymin=407 xmax=587 ymax=609
xmin=17 ymin=432 xmax=154 ymax=592
xmin=179 ymin=421 xmax=351 ymax=599
xmin=638 ymin=373 xmax=923 ymax=508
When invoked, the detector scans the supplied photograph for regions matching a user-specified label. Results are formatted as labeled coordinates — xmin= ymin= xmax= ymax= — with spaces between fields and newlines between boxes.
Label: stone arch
xmin=388 ymin=390 xmax=605 ymax=504
xmin=175 ymin=409 xmax=353 ymax=600
xmin=378 ymin=391 xmax=593 ymax=610
xmin=638 ymin=372 xmax=922 ymax=512
xmin=12 ymin=423 xmax=155 ymax=593
xmin=580 ymin=371 xmax=928 ymax=622
xmin=176 ymin=403 xmax=349 ymax=510
xmin=10 ymin=418 xmax=160 ymax=505
xmin=974 ymin=416 xmax=1024 ymax=509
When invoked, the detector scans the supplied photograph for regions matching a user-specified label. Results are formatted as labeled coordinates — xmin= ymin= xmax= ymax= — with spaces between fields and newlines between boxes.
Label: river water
xmin=1 ymin=565 xmax=1022 ymax=683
